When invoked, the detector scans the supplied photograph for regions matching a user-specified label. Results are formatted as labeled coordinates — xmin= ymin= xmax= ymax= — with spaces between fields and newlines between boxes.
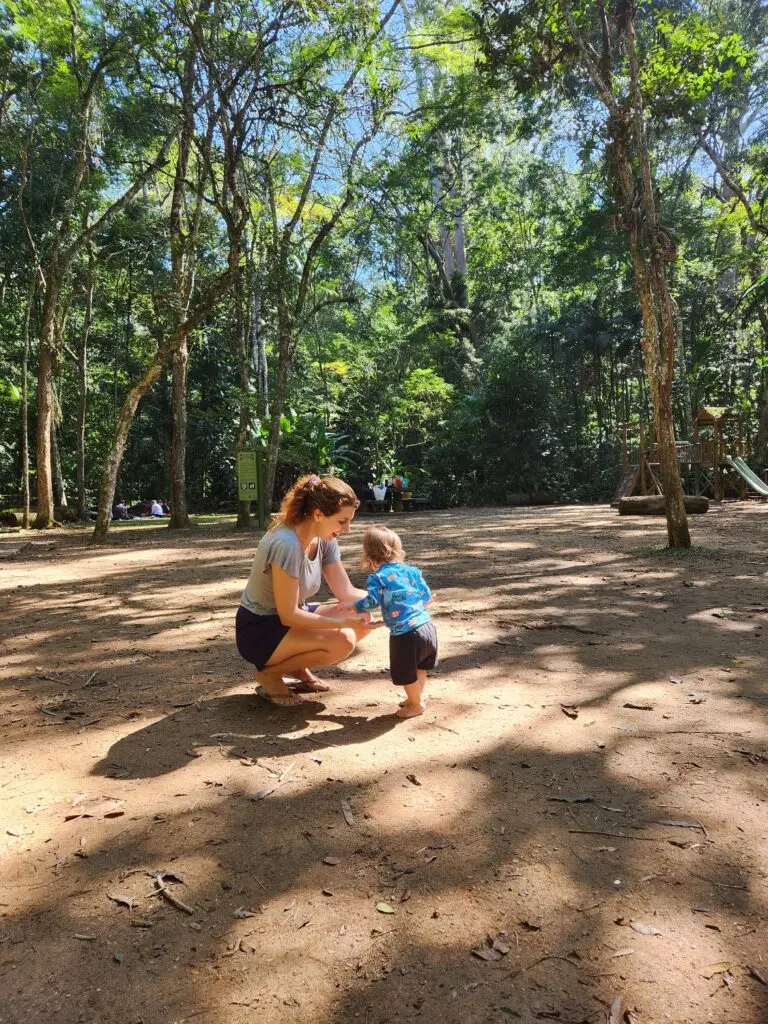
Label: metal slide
xmin=725 ymin=456 xmax=768 ymax=496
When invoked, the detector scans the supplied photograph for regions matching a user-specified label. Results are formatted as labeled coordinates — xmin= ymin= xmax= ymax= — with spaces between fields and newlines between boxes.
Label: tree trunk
xmin=751 ymin=291 xmax=768 ymax=467
xmin=235 ymin=270 xmax=252 ymax=529
xmin=76 ymin=253 xmax=94 ymax=522
xmin=250 ymin=254 xmax=269 ymax=422
xmin=33 ymin=287 xmax=59 ymax=528
xmin=92 ymin=348 xmax=171 ymax=542
xmin=611 ymin=24 xmax=689 ymax=547
xmin=168 ymin=332 xmax=191 ymax=528
xmin=21 ymin=275 xmax=35 ymax=529
xmin=51 ymin=413 xmax=67 ymax=508
xmin=265 ymin=331 xmax=292 ymax=506
xmin=674 ymin=300 xmax=693 ymax=439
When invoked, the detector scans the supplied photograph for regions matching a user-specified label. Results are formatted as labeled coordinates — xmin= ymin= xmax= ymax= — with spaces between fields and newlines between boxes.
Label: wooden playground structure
xmin=615 ymin=406 xmax=768 ymax=504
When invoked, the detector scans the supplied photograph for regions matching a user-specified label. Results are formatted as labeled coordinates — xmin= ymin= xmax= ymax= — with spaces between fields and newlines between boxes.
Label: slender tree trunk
xmin=51 ymin=412 xmax=67 ymax=508
xmin=265 ymin=324 xmax=292 ymax=505
xmin=21 ymin=275 xmax=35 ymax=529
xmin=250 ymin=252 xmax=269 ymax=422
xmin=754 ymin=304 xmax=768 ymax=467
xmin=76 ymin=251 xmax=94 ymax=521
xmin=610 ymin=19 xmax=689 ymax=547
xmin=169 ymin=333 xmax=191 ymax=528
xmin=34 ymin=296 xmax=58 ymax=528
xmin=235 ymin=269 xmax=252 ymax=529
xmin=93 ymin=348 xmax=171 ymax=542
xmin=674 ymin=301 xmax=693 ymax=439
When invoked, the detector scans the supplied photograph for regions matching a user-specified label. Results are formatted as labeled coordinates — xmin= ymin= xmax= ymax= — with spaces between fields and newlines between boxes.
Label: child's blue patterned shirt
xmin=354 ymin=561 xmax=432 ymax=636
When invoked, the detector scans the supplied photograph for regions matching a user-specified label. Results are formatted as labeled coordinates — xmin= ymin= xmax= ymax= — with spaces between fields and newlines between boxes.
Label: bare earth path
xmin=1 ymin=505 xmax=766 ymax=1024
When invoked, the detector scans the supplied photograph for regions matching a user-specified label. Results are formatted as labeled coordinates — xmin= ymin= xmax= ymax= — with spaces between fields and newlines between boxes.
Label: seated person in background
xmin=161 ymin=500 xmax=171 ymax=515
xmin=150 ymin=499 xmax=165 ymax=517
xmin=112 ymin=500 xmax=131 ymax=521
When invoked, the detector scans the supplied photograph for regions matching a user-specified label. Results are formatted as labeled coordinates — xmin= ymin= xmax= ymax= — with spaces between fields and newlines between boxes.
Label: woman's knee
xmin=330 ymin=628 xmax=356 ymax=661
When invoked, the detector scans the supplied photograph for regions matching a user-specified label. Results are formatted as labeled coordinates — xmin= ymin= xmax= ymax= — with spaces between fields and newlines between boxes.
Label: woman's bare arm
xmin=322 ymin=560 xmax=368 ymax=603
xmin=272 ymin=564 xmax=363 ymax=629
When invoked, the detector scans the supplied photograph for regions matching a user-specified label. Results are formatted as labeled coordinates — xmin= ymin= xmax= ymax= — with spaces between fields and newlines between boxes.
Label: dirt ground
xmin=1 ymin=504 xmax=767 ymax=1024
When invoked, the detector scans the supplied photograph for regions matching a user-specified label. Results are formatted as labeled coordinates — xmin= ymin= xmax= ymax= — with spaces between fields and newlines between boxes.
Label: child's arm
xmin=417 ymin=571 xmax=432 ymax=604
xmin=353 ymin=572 xmax=384 ymax=613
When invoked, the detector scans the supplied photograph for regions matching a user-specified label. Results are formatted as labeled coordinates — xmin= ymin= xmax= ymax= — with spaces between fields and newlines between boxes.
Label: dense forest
xmin=0 ymin=0 xmax=766 ymax=544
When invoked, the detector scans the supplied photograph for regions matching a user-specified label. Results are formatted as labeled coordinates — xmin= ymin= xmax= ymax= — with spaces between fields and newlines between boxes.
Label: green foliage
xmin=2 ymin=0 xmax=768 ymax=515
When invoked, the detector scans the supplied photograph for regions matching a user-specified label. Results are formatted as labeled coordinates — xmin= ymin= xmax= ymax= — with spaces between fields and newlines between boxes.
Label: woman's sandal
xmin=254 ymin=670 xmax=306 ymax=707
xmin=256 ymin=687 xmax=306 ymax=707
xmin=289 ymin=670 xmax=331 ymax=694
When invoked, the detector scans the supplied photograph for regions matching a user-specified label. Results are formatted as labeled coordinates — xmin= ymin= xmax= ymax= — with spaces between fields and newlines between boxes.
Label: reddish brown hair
xmin=360 ymin=525 xmax=405 ymax=571
xmin=272 ymin=474 xmax=359 ymax=529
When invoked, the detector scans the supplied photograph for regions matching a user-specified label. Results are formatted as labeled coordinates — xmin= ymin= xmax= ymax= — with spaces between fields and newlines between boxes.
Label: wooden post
xmin=639 ymin=421 xmax=647 ymax=494
xmin=713 ymin=423 xmax=723 ymax=502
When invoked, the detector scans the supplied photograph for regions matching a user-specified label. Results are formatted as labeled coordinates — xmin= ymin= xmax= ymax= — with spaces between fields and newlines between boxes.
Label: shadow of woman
xmin=91 ymin=693 xmax=399 ymax=780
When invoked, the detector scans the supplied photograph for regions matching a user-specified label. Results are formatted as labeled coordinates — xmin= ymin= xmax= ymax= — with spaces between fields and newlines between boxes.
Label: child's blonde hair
xmin=360 ymin=525 xmax=405 ymax=571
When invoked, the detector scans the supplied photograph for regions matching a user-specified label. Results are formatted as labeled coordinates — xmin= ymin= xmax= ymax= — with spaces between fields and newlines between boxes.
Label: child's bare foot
xmin=396 ymin=701 xmax=425 ymax=719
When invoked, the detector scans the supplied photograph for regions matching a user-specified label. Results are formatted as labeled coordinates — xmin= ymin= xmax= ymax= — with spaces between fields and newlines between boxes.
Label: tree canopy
xmin=0 ymin=0 xmax=766 ymax=542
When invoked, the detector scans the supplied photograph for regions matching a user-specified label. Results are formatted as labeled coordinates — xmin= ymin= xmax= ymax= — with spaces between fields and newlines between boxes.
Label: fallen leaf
xmin=608 ymin=995 xmax=626 ymax=1024
xmin=472 ymin=945 xmax=502 ymax=962
xmin=376 ymin=902 xmax=397 ymax=915
xmin=233 ymin=907 xmax=256 ymax=919
xmin=323 ymin=856 xmax=341 ymax=866
xmin=405 ymin=774 xmax=421 ymax=786
xmin=701 ymin=961 xmax=733 ymax=979
xmin=630 ymin=921 xmax=662 ymax=936
xmin=74 ymin=934 xmax=96 ymax=941
xmin=322 ymin=888 xmax=334 ymax=897
xmin=610 ymin=949 xmax=634 ymax=958
xmin=549 ymin=795 xmax=593 ymax=804
xmin=251 ymin=784 xmax=279 ymax=801
xmin=747 ymin=965 xmax=767 ymax=986
xmin=560 ymin=705 xmax=579 ymax=719
xmin=669 ymin=676 xmax=683 ymax=684
xmin=341 ymin=800 xmax=355 ymax=826
xmin=107 ymin=893 xmax=135 ymax=910
xmin=623 ymin=702 xmax=654 ymax=711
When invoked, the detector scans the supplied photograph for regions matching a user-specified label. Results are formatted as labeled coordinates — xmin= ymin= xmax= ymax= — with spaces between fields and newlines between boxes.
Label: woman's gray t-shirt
xmin=240 ymin=526 xmax=341 ymax=616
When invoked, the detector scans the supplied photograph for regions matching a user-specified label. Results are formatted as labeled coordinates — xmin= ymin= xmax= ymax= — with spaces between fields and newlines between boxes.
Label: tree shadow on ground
xmin=1 ymin=507 xmax=766 ymax=1023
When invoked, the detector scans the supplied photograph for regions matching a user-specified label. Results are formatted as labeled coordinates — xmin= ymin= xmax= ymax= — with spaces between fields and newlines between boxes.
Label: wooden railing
xmin=626 ymin=438 xmax=743 ymax=466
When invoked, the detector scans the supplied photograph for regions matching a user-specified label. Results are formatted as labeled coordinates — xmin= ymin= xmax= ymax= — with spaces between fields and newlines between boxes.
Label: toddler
xmin=353 ymin=525 xmax=437 ymax=718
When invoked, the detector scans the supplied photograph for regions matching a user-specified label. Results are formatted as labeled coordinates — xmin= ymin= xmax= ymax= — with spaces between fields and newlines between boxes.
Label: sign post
xmin=236 ymin=450 xmax=266 ymax=529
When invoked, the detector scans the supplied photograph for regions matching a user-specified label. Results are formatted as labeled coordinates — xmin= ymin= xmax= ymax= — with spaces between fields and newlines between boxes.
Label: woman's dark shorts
xmin=235 ymin=604 xmax=319 ymax=671
xmin=389 ymin=621 xmax=438 ymax=686
xmin=236 ymin=606 xmax=288 ymax=671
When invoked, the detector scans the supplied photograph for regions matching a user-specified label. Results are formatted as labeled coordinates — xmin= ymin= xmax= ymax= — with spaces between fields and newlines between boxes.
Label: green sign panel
xmin=236 ymin=450 xmax=266 ymax=528
xmin=237 ymin=451 xmax=259 ymax=494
